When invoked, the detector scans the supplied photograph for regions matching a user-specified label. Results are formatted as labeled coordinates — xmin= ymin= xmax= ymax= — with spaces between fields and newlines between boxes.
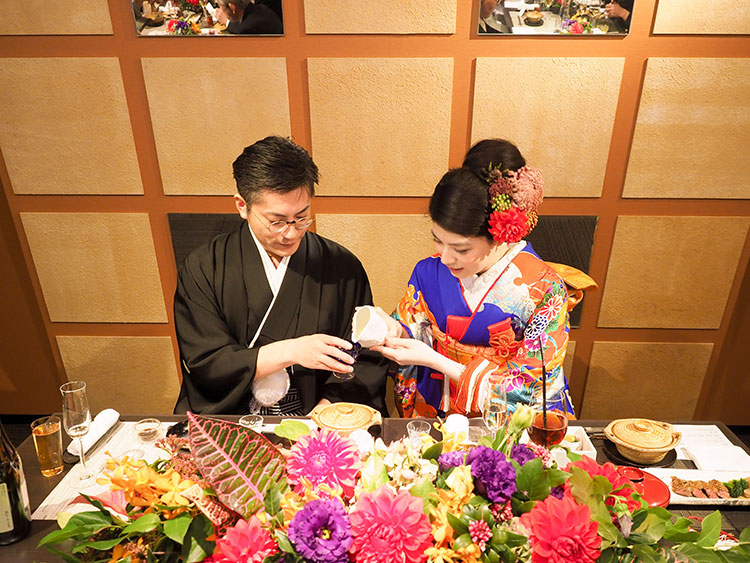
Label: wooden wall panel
xmin=0 ymin=0 xmax=748 ymax=419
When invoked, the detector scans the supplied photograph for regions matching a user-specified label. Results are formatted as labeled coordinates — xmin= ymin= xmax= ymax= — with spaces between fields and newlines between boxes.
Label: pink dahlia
xmin=287 ymin=428 xmax=361 ymax=499
xmin=520 ymin=495 xmax=601 ymax=563
xmin=488 ymin=207 xmax=530 ymax=244
xmin=349 ymin=486 xmax=432 ymax=563
xmin=211 ymin=516 xmax=278 ymax=563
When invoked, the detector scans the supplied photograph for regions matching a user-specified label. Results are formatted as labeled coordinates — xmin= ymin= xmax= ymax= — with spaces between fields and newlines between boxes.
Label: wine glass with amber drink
xmin=527 ymin=385 xmax=568 ymax=448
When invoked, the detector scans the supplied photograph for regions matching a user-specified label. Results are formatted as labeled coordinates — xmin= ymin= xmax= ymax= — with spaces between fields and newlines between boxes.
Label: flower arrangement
xmin=167 ymin=17 xmax=201 ymax=35
xmin=40 ymin=410 xmax=750 ymax=563
xmin=486 ymin=164 xmax=544 ymax=244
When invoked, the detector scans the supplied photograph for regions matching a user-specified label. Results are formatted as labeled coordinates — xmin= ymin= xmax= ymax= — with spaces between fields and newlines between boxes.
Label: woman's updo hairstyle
xmin=462 ymin=138 xmax=526 ymax=175
xmin=429 ymin=168 xmax=494 ymax=242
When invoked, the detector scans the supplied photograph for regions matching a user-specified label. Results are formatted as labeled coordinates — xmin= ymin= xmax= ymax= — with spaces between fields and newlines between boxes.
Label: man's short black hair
xmin=232 ymin=136 xmax=319 ymax=203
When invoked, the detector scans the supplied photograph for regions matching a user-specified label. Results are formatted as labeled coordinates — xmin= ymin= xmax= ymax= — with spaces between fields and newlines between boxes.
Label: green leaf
xmin=514 ymin=458 xmax=549 ymax=500
xmin=447 ymin=512 xmax=469 ymax=536
xmin=453 ymin=532 xmax=473 ymax=551
xmin=42 ymin=543 xmax=87 ymax=563
xmin=181 ymin=514 xmax=214 ymax=563
xmin=663 ymin=516 xmax=699 ymax=543
xmin=740 ymin=528 xmax=750 ymax=543
xmin=486 ymin=547 xmax=501 ymax=563
xmin=632 ymin=511 xmax=669 ymax=543
xmin=675 ymin=543 xmax=724 ymax=563
xmin=696 ymin=511 xmax=722 ymax=548
xmin=264 ymin=482 xmax=283 ymax=518
xmin=565 ymin=449 xmax=583 ymax=463
xmin=38 ymin=510 xmax=115 ymax=547
xmin=360 ymin=452 xmax=390 ymax=492
xmin=163 ymin=513 xmax=193 ymax=544
xmin=422 ymin=441 xmax=444 ymax=460
xmin=123 ymin=513 xmax=161 ymax=534
xmin=468 ymin=495 xmax=491 ymax=507
xmin=275 ymin=530 xmax=296 ymax=554
xmin=273 ymin=420 xmax=311 ymax=441
xmin=628 ymin=545 xmax=664 ymax=563
xmin=410 ymin=477 xmax=438 ymax=514
xmin=56 ymin=511 xmax=74 ymax=530
xmin=546 ymin=468 xmax=570 ymax=488
xmin=72 ymin=537 xmax=125 ymax=553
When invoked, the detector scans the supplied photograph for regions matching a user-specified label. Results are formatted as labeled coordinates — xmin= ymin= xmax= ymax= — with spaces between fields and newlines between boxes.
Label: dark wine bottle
xmin=0 ymin=422 xmax=31 ymax=545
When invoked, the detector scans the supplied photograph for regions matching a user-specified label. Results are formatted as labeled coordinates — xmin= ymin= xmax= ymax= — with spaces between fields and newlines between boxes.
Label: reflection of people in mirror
xmin=215 ymin=0 xmax=283 ymax=34
xmin=604 ymin=0 xmax=633 ymax=31
xmin=479 ymin=0 xmax=507 ymax=33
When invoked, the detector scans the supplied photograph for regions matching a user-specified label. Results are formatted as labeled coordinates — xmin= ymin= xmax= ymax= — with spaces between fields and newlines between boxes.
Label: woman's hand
xmin=372 ymin=337 xmax=465 ymax=382
xmin=372 ymin=306 xmax=407 ymax=338
xmin=371 ymin=337 xmax=436 ymax=367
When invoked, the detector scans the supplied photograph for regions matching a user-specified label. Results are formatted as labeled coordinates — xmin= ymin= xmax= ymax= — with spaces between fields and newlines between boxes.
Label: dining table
xmin=8 ymin=415 xmax=750 ymax=561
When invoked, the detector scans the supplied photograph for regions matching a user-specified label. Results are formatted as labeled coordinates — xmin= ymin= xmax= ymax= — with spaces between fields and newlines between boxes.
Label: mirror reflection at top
xmin=479 ymin=0 xmax=633 ymax=35
xmin=132 ymin=0 xmax=283 ymax=36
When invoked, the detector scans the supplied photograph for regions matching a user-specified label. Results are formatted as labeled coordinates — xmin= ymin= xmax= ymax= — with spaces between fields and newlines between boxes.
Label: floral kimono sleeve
xmin=391 ymin=273 xmax=438 ymax=417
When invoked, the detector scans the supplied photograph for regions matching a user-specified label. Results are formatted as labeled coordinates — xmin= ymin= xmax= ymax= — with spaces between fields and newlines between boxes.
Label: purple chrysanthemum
xmin=466 ymin=446 xmax=516 ymax=503
xmin=288 ymin=498 xmax=351 ymax=563
xmin=510 ymin=443 xmax=536 ymax=466
xmin=437 ymin=450 xmax=467 ymax=472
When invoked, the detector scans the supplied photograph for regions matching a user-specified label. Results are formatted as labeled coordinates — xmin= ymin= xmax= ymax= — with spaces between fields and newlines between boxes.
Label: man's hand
xmin=292 ymin=334 xmax=355 ymax=374
xmin=604 ymin=2 xmax=629 ymax=20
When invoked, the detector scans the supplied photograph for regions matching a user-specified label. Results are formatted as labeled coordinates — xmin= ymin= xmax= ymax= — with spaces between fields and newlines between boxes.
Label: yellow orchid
xmin=153 ymin=470 xmax=196 ymax=507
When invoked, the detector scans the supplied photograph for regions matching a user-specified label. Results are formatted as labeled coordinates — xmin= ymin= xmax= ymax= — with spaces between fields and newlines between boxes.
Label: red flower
xmin=210 ymin=516 xmax=278 ymax=563
xmin=349 ymin=486 xmax=432 ymax=563
xmin=570 ymin=22 xmax=585 ymax=34
xmin=488 ymin=207 xmax=530 ymax=244
xmin=565 ymin=456 xmax=641 ymax=513
xmin=520 ymin=495 xmax=601 ymax=563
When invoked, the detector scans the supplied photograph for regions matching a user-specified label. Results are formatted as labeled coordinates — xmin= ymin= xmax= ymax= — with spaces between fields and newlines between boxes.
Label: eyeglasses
xmin=251 ymin=209 xmax=314 ymax=233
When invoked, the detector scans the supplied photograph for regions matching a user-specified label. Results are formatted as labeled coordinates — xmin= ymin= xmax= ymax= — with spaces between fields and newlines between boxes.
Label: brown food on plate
xmin=670 ymin=476 xmax=731 ymax=499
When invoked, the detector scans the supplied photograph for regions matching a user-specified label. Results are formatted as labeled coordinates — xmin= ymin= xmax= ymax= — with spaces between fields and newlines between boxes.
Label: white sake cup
xmin=351 ymin=306 xmax=389 ymax=348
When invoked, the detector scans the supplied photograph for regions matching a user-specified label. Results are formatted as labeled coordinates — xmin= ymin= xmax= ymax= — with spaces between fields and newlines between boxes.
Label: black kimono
xmin=174 ymin=226 xmax=388 ymax=415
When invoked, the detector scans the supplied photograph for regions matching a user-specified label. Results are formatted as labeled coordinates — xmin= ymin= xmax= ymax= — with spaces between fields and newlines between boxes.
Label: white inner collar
xmin=461 ymin=241 xmax=526 ymax=310
xmin=248 ymin=223 xmax=289 ymax=296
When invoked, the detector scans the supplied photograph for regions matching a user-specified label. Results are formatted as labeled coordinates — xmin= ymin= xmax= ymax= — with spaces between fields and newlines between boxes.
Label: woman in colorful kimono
xmin=372 ymin=139 xmax=577 ymax=419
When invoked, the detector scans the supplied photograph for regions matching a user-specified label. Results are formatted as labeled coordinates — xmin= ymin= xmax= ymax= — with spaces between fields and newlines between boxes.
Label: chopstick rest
xmin=66 ymin=409 xmax=120 ymax=456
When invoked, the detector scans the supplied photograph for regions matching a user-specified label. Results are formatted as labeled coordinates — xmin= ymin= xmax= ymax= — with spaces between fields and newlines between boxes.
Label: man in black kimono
xmin=174 ymin=137 xmax=388 ymax=415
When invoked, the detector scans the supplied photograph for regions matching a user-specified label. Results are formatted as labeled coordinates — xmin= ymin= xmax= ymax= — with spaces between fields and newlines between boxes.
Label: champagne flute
xmin=60 ymin=381 xmax=93 ymax=480
xmin=482 ymin=385 xmax=508 ymax=435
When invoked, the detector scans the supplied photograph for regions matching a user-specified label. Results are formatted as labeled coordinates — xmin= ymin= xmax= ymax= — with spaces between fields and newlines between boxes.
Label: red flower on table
xmin=488 ymin=206 xmax=530 ymax=244
xmin=520 ymin=495 xmax=601 ymax=563
xmin=209 ymin=516 xmax=278 ymax=563
xmin=565 ymin=456 xmax=641 ymax=513
xmin=349 ymin=486 xmax=432 ymax=563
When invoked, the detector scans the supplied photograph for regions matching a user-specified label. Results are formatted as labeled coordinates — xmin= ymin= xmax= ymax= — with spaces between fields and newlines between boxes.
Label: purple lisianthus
xmin=510 ymin=443 xmax=536 ymax=466
xmin=466 ymin=446 xmax=516 ymax=503
xmin=438 ymin=450 xmax=467 ymax=472
xmin=288 ymin=498 xmax=351 ymax=563
xmin=550 ymin=485 xmax=565 ymax=499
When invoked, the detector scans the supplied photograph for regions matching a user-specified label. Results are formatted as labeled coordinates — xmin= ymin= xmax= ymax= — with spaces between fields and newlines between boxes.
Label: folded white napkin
xmin=67 ymin=409 xmax=120 ymax=456
xmin=687 ymin=445 xmax=750 ymax=472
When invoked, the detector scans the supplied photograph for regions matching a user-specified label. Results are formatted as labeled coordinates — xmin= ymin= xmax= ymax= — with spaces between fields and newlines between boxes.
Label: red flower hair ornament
xmin=486 ymin=164 xmax=544 ymax=244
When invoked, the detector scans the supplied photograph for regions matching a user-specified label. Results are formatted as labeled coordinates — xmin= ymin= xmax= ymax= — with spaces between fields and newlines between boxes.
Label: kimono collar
xmin=247 ymin=223 xmax=289 ymax=296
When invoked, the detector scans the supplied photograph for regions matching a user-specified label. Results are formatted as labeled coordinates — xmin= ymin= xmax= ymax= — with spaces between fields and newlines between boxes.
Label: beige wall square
xmin=654 ymin=1 xmax=750 ymax=34
xmin=599 ymin=216 xmax=750 ymax=328
xmin=21 ymin=213 xmax=168 ymax=323
xmin=304 ymin=0 xmax=456 ymax=34
xmin=316 ymin=214 xmax=435 ymax=311
xmin=0 ymin=0 xmax=112 ymax=35
xmin=581 ymin=342 xmax=713 ymax=419
xmin=0 ymin=58 xmax=141 ymax=194
xmin=309 ymin=58 xmax=453 ymax=196
xmin=472 ymin=58 xmax=624 ymax=198
xmin=142 ymin=58 xmax=290 ymax=196
xmin=624 ymin=59 xmax=750 ymax=198
xmin=57 ymin=336 xmax=179 ymax=415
